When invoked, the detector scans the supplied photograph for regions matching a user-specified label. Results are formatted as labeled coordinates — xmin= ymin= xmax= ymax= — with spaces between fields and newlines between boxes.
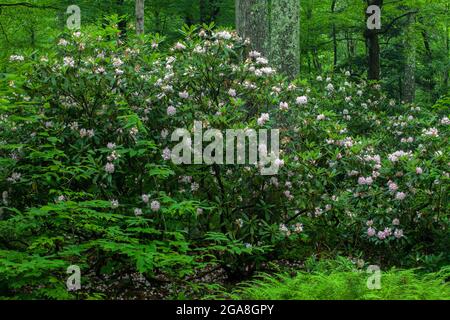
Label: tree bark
xmin=136 ymin=0 xmax=145 ymax=35
xmin=235 ymin=0 xmax=270 ymax=57
xmin=235 ymin=0 xmax=300 ymax=78
xmin=117 ymin=0 xmax=127 ymax=39
xmin=402 ymin=12 xmax=416 ymax=103
xmin=365 ymin=0 xmax=382 ymax=81
xmin=366 ymin=33 xmax=380 ymax=80
xmin=445 ymin=4 xmax=449 ymax=92
xmin=421 ymin=30 xmax=435 ymax=97
xmin=331 ymin=0 xmax=338 ymax=69
xmin=269 ymin=0 xmax=300 ymax=78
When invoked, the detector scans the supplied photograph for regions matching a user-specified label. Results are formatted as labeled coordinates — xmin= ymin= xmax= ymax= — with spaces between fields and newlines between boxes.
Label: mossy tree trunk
xmin=236 ymin=0 xmax=300 ymax=78
xmin=269 ymin=0 xmax=300 ymax=78
xmin=402 ymin=13 xmax=416 ymax=103
xmin=136 ymin=0 xmax=145 ymax=35
xmin=236 ymin=0 xmax=270 ymax=57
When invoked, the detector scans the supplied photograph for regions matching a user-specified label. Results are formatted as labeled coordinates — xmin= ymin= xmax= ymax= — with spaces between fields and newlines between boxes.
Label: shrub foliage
xmin=0 ymin=23 xmax=448 ymax=298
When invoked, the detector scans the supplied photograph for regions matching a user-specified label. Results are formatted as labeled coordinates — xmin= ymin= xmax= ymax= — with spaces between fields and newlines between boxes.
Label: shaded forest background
xmin=0 ymin=0 xmax=448 ymax=103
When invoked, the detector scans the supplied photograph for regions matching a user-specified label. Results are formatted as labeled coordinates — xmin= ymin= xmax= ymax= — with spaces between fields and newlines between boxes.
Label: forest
xmin=0 ymin=0 xmax=449 ymax=301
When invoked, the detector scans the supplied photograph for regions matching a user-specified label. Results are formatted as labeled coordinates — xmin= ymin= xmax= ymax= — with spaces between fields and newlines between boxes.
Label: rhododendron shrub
xmin=0 ymin=23 xmax=448 ymax=298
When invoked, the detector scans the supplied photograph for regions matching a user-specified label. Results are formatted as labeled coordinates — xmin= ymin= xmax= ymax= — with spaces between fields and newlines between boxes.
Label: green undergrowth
xmin=219 ymin=259 xmax=450 ymax=300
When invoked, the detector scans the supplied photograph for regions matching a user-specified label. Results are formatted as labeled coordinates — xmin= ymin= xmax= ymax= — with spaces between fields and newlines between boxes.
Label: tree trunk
xmin=235 ymin=0 xmax=270 ymax=57
xmin=135 ymin=0 xmax=145 ymax=35
xmin=235 ymin=0 xmax=300 ymax=78
xmin=199 ymin=0 xmax=208 ymax=24
xmin=421 ymin=30 xmax=435 ymax=99
xmin=30 ymin=26 xmax=36 ymax=47
xmin=366 ymin=33 xmax=380 ymax=80
xmin=365 ymin=0 xmax=382 ymax=81
xmin=210 ymin=0 xmax=221 ymax=23
xmin=331 ymin=0 xmax=338 ymax=69
xmin=269 ymin=0 xmax=300 ymax=78
xmin=199 ymin=0 xmax=221 ymax=25
xmin=445 ymin=5 xmax=449 ymax=92
xmin=402 ymin=13 xmax=416 ymax=103
xmin=117 ymin=0 xmax=127 ymax=39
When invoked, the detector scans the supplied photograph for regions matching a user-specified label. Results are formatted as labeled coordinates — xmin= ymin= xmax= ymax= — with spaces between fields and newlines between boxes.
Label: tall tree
xmin=270 ymin=0 xmax=300 ymax=78
xmin=365 ymin=0 xmax=382 ymax=81
xmin=235 ymin=0 xmax=300 ymax=78
xmin=117 ymin=0 xmax=127 ymax=38
xmin=235 ymin=0 xmax=269 ymax=56
xmin=200 ymin=0 xmax=221 ymax=24
xmin=331 ymin=0 xmax=338 ymax=69
xmin=401 ymin=12 xmax=416 ymax=103
xmin=136 ymin=0 xmax=145 ymax=35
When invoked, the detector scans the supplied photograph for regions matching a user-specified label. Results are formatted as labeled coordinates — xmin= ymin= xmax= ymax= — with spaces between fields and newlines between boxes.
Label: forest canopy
xmin=0 ymin=0 xmax=448 ymax=102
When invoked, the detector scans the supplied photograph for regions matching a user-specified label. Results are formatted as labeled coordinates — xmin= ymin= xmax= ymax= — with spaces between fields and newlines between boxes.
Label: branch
xmin=379 ymin=10 xmax=419 ymax=35
xmin=285 ymin=208 xmax=309 ymax=224
xmin=0 ymin=2 xmax=58 ymax=10
xmin=316 ymin=37 xmax=365 ymax=47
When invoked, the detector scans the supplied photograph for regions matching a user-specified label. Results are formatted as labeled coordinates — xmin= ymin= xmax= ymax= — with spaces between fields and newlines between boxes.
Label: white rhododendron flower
xmin=10 ymin=55 xmax=25 ymax=62
xmin=279 ymin=102 xmax=289 ymax=111
xmin=296 ymin=96 xmax=308 ymax=105
xmin=257 ymin=113 xmax=270 ymax=126
xmin=63 ymin=56 xmax=75 ymax=67
xmin=151 ymin=201 xmax=161 ymax=212
xmin=167 ymin=106 xmax=177 ymax=116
